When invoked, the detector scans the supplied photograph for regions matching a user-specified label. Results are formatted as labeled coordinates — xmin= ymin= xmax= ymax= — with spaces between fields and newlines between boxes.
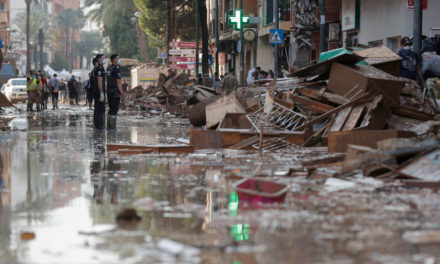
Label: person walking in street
xmin=68 ymin=75 xmax=77 ymax=105
xmin=221 ymin=68 xmax=238 ymax=95
xmin=93 ymin=54 xmax=106 ymax=129
xmin=76 ymin=77 xmax=82 ymax=105
xmin=35 ymin=72 xmax=44 ymax=111
xmin=49 ymin=74 xmax=60 ymax=109
xmin=43 ymin=74 xmax=50 ymax=110
xmin=26 ymin=74 xmax=37 ymax=111
xmin=59 ymin=78 xmax=66 ymax=103
xmin=106 ymin=54 xmax=125 ymax=129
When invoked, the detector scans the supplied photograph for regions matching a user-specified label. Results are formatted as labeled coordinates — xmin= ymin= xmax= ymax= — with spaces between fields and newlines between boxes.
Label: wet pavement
xmin=1 ymin=104 xmax=440 ymax=264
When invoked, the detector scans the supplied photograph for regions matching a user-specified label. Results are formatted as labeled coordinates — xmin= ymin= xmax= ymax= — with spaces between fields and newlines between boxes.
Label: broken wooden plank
xmin=328 ymin=130 xmax=417 ymax=153
xmin=289 ymin=94 xmax=335 ymax=113
xmin=300 ymin=87 xmax=348 ymax=105
xmin=342 ymin=105 xmax=365 ymax=131
xmin=393 ymin=107 xmax=435 ymax=121
xmin=397 ymin=148 xmax=440 ymax=181
xmin=228 ymin=136 xmax=259 ymax=150
xmin=107 ymin=144 xmax=194 ymax=154
xmin=330 ymin=107 xmax=352 ymax=132
xmin=295 ymin=92 xmax=376 ymax=131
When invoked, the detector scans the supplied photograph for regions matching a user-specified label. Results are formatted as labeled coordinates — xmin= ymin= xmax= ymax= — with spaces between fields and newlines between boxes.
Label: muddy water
xmin=1 ymin=106 xmax=440 ymax=264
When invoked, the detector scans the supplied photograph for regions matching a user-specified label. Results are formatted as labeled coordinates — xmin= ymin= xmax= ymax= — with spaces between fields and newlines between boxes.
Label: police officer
xmin=87 ymin=58 xmax=98 ymax=109
xmin=93 ymin=54 xmax=106 ymax=129
xmin=106 ymin=54 xmax=125 ymax=129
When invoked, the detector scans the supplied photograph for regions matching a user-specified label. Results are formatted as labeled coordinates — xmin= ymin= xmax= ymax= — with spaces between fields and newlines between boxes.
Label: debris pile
xmin=123 ymin=72 xmax=196 ymax=115
xmin=187 ymin=46 xmax=440 ymax=179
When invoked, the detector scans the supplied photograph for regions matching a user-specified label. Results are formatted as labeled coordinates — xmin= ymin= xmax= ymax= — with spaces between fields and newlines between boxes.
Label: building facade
xmin=342 ymin=0 xmax=440 ymax=52
xmin=51 ymin=0 xmax=81 ymax=69
xmin=207 ymin=0 xmax=343 ymax=82
xmin=0 ymin=0 xmax=10 ymax=57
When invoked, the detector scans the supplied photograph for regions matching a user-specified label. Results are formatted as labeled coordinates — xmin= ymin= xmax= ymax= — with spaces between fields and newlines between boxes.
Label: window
xmin=265 ymin=0 xmax=291 ymax=26
xmin=387 ymin=37 xmax=399 ymax=52
xmin=0 ymin=2 xmax=4 ymax=10
xmin=368 ymin=40 xmax=383 ymax=47
xmin=12 ymin=80 xmax=27 ymax=86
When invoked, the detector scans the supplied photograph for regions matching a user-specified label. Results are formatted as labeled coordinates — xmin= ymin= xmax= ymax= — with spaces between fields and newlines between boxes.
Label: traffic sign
xmin=169 ymin=64 xmax=195 ymax=70
xmin=237 ymin=40 xmax=242 ymax=53
xmin=169 ymin=56 xmax=196 ymax=63
xmin=269 ymin=29 xmax=284 ymax=45
xmin=169 ymin=42 xmax=197 ymax=48
xmin=169 ymin=49 xmax=196 ymax=56
xmin=157 ymin=49 xmax=167 ymax=59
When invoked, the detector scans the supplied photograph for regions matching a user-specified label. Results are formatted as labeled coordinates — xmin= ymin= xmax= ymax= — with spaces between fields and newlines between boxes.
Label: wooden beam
xmin=300 ymin=87 xmax=348 ymax=105
xmin=289 ymin=94 xmax=335 ymax=113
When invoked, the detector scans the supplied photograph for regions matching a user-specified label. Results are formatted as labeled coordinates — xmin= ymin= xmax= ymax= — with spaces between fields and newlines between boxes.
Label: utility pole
xmin=39 ymin=29 xmax=44 ymax=71
xmin=273 ymin=0 xmax=279 ymax=78
xmin=195 ymin=0 xmax=199 ymax=76
xmin=240 ymin=0 xmax=244 ymax=84
xmin=319 ymin=0 xmax=326 ymax=54
xmin=25 ymin=0 xmax=31 ymax=73
xmin=413 ymin=0 xmax=423 ymax=58
xmin=215 ymin=0 xmax=219 ymax=75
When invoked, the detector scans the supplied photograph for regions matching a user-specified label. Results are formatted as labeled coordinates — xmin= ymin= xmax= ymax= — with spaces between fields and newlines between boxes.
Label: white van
xmin=5 ymin=78 xmax=27 ymax=102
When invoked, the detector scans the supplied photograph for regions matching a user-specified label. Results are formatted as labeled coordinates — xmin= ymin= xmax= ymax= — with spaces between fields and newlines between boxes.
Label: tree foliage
xmin=14 ymin=5 xmax=51 ymax=44
xmin=134 ymin=0 xmax=196 ymax=53
xmin=56 ymin=8 xmax=85 ymax=59
xmin=50 ymin=53 xmax=70 ymax=71
xmin=75 ymin=31 xmax=104 ymax=69
xmin=84 ymin=0 xmax=140 ymax=59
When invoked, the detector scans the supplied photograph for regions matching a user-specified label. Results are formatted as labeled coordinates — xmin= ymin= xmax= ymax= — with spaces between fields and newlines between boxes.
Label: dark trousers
xmin=93 ymin=94 xmax=106 ymax=129
xmin=107 ymin=94 xmax=120 ymax=116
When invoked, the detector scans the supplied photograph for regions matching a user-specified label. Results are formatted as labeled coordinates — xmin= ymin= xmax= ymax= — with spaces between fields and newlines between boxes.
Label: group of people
xmin=26 ymin=71 xmax=85 ymax=111
xmin=90 ymin=53 xmax=126 ymax=130
xmin=398 ymin=36 xmax=440 ymax=83
xmin=25 ymin=53 xmax=126 ymax=130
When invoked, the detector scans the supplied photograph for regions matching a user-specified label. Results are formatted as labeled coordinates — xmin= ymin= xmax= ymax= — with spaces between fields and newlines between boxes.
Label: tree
xmin=84 ymin=0 xmax=141 ymax=59
xmin=198 ymin=1 xmax=209 ymax=77
xmin=14 ymin=6 xmax=51 ymax=47
xmin=134 ymin=0 xmax=196 ymax=62
xmin=56 ymin=8 xmax=86 ymax=62
xmin=83 ymin=0 xmax=105 ymax=22
xmin=74 ymin=31 xmax=104 ymax=69
xmin=50 ymin=53 xmax=70 ymax=71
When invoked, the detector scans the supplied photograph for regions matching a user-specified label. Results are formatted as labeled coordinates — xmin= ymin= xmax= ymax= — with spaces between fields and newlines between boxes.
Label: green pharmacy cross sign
xmin=228 ymin=10 xmax=250 ymax=30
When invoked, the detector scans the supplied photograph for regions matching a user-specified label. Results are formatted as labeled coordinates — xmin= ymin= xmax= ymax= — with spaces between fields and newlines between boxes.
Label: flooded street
xmin=1 ymin=106 xmax=440 ymax=264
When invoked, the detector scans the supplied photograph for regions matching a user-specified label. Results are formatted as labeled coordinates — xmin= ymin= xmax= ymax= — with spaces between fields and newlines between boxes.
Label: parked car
xmin=4 ymin=78 xmax=27 ymax=102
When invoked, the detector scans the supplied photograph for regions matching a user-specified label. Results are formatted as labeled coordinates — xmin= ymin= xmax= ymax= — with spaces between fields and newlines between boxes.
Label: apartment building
xmin=0 ymin=0 xmax=10 ymax=56
xmin=208 ymin=0 xmax=342 ymax=81
xmin=342 ymin=0 xmax=440 ymax=52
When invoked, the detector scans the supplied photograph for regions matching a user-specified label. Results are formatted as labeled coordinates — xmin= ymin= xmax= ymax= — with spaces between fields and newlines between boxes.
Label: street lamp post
xmin=25 ymin=0 xmax=31 ymax=74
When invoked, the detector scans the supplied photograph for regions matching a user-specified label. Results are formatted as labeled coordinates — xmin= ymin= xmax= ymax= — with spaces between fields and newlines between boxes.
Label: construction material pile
xmin=123 ymin=72 xmax=195 ymax=115
xmin=189 ymin=46 xmax=440 ymax=179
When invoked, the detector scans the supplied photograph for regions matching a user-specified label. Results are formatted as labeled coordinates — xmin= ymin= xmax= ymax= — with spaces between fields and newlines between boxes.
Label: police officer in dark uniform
xmin=87 ymin=58 xmax=98 ymax=109
xmin=93 ymin=54 xmax=106 ymax=129
xmin=106 ymin=54 xmax=125 ymax=129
